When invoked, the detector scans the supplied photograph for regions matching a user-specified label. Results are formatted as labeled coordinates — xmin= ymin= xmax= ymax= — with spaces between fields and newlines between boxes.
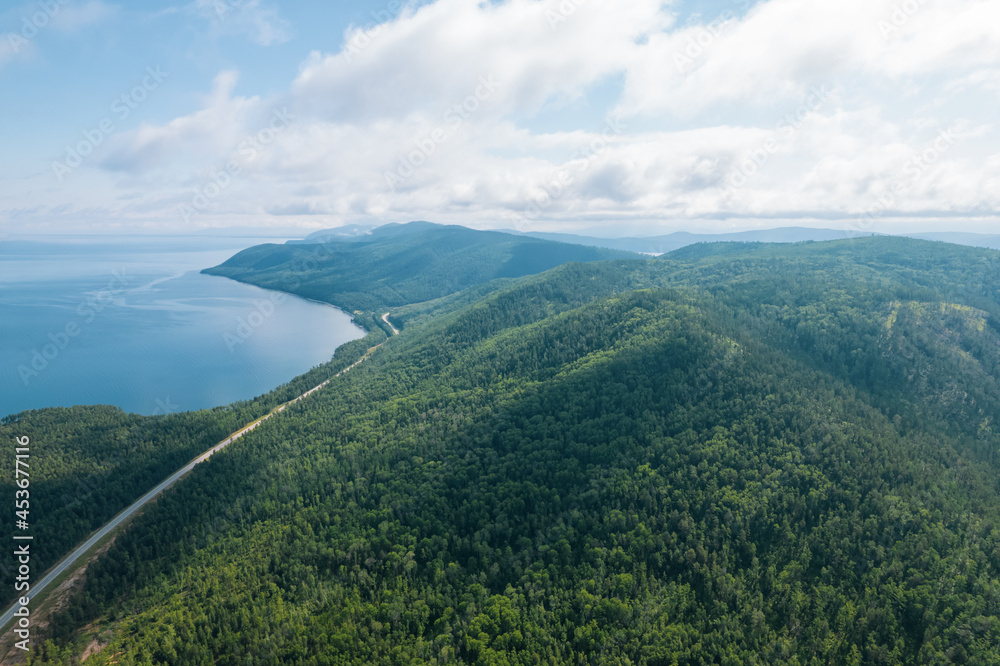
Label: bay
xmin=0 ymin=236 xmax=365 ymax=417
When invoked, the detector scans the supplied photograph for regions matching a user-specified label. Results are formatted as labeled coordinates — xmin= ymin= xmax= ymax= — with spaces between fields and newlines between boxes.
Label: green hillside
xmin=0 ymin=332 xmax=385 ymax=608
xmin=27 ymin=237 xmax=1000 ymax=664
xmin=202 ymin=222 xmax=635 ymax=313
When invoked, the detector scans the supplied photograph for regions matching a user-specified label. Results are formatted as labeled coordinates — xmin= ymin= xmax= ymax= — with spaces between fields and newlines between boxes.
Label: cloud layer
xmin=8 ymin=0 xmax=1000 ymax=234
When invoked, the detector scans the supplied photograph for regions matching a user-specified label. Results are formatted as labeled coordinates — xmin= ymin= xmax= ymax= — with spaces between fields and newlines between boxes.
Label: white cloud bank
xmin=16 ymin=0 xmax=1000 ymax=234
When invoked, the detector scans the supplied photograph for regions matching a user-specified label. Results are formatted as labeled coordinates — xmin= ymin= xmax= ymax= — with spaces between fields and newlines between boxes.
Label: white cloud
xmin=17 ymin=0 xmax=1000 ymax=235
xmin=101 ymin=71 xmax=263 ymax=173
xmin=618 ymin=0 xmax=1000 ymax=118
xmin=191 ymin=0 xmax=291 ymax=46
xmin=946 ymin=68 xmax=1000 ymax=96
xmin=293 ymin=0 xmax=665 ymax=122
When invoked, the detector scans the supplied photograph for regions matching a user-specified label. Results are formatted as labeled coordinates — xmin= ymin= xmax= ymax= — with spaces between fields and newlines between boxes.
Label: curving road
xmin=0 ymin=317 xmax=398 ymax=632
xmin=382 ymin=312 xmax=400 ymax=336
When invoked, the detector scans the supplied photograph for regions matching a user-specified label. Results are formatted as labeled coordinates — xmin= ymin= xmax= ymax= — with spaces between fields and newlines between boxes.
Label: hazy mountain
xmin=499 ymin=226 xmax=867 ymax=254
xmin=204 ymin=221 xmax=634 ymax=313
xmin=289 ymin=224 xmax=380 ymax=244
xmin=908 ymin=231 xmax=1000 ymax=250
xmin=281 ymin=222 xmax=1000 ymax=256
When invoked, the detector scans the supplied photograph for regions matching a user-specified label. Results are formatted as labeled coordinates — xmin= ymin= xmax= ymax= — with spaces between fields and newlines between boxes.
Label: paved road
xmin=382 ymin=312 xmax=400 ymax=336
xmin=0 ymin=319 xmax=398 ymax=632
xmin=0 ymin=414 xmax=271 ymax=631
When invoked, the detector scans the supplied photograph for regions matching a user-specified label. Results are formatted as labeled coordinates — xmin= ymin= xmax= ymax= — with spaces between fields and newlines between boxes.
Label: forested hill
xmin=202 ymin=221 xmax=634 ymax=313
xmin=29 ymin=236 xmax=1000 ymax=664
xmin=0 ymin=332 xmax=385 ymax=610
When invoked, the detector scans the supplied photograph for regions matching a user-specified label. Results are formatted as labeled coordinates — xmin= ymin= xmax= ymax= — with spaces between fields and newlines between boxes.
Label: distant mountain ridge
xmin=909 ymin=231 xmax=1000 ymax=250
xmin=507 ymin=226 xmax=864 ymax=254
xmin=512 ymin=228 xmax=1000 ymax=254
xmin=289 ymin=223 xmax=380 ymax=244
xmin=290 ymin=223 xmax=1000 ymax=255
xmin=291 ymin=224 xmax=858 ymax=254
xmin=204 ymin=221 xmax=634 ymax=313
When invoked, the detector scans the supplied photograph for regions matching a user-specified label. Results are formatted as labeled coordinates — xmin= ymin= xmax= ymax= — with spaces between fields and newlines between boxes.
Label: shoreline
xmin=2 ymin=275 xmax=368 ymax=421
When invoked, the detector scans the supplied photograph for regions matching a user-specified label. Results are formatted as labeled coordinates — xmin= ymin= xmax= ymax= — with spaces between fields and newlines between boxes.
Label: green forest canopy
xmin=202 ymin=221 xmax=634 ymax=313
xmin=14 ymin=235 xmax=1000 ymax=664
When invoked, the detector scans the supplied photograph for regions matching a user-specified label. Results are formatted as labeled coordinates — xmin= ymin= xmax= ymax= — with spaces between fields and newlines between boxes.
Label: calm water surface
xmin=0 ymin=236 xmax=365 ymax=417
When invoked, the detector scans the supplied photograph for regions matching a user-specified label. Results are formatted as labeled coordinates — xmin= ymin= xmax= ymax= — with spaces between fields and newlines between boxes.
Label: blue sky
xmin=1 ymin=0 xmax=998 ymax=237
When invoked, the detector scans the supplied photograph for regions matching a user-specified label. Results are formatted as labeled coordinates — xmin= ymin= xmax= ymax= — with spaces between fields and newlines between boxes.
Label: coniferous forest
xmin=8 ymin=233 xmax=1000 ymax=664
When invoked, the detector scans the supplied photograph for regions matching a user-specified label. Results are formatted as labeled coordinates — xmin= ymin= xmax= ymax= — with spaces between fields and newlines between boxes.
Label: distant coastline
xmin=1 ymin=238 xmax=365 ymax=418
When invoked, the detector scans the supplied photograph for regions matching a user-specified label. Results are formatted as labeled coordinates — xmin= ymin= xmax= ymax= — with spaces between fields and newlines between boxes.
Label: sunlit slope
xmin=33 ymin=238 xmax=1000 ymax=664
xmin=203 ymin=221 xmax=634 ymax=313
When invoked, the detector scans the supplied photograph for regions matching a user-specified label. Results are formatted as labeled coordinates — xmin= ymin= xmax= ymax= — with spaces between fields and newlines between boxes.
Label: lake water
xmin=0 ymin=237 xmax=365 ymax=418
